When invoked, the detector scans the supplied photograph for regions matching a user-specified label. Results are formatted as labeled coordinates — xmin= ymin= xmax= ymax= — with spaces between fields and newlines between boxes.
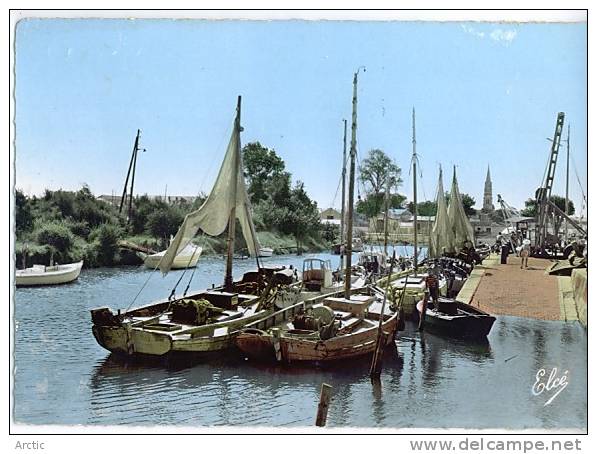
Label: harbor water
xmin=13 ymin=251 xmax=587 ymax=430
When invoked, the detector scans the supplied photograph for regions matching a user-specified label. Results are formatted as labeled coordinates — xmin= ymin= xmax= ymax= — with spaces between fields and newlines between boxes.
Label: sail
xmin=159 ymin=109 xmax=261 ymax=275
xmin=447 ymin=167 xmax=475 ymax=252
xmin=429 ymin=167 xmax=453 ymax=257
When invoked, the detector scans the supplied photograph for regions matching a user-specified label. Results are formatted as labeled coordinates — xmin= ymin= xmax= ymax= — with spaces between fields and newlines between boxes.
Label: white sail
xmin=160 ymin=106 xmax=260 ymax=275
xmin=429 ymin=167 xmax=453 ymax=257
xmin=447 ymin=166 xmax=475 ymax=253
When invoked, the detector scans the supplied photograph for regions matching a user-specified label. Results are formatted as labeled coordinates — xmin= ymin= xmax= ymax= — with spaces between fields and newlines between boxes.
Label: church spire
xmin=482 ymin=164 xmax=494 ymax=212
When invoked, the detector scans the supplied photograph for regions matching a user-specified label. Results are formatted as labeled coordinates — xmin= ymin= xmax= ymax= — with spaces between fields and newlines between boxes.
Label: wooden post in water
xmin=369 ymin=251 xmax=396 ymax=379
xmin=272 ymin=327 xmax=283 ymax=362
xmin=315 ymin=383 xmax=333 ymax=427
xmin=224 ymin=96 xmax=242 ymax=292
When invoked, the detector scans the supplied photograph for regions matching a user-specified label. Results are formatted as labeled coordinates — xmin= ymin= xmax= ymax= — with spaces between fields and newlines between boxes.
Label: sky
xmin=14 ymin=17 xmax=587 ymax=215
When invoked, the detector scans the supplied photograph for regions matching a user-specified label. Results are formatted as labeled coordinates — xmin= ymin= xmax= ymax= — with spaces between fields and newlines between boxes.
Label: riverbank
xmin=15 ymin=230 xmax=331 ymax=269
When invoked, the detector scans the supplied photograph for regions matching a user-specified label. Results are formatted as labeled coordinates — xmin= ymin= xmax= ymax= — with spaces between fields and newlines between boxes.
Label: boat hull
xmin=236 ymin=313 xmax=398 ymax=363
xmin=417 ymin=299 xmax=495 ymax=339
xmin=15 ymin=261 xmax=83 ymax=287
xmin=142 ymin=251 xmax=201 ymax=269
xmin=258 ymin=247 xmax=274 ymax=257
xmin=92 ymin=306 xmax=270 ymax=357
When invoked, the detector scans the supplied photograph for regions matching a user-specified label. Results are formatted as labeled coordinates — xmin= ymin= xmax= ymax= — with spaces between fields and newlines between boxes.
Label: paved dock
xmin=456 ymin=254 xmax=580 ymax=322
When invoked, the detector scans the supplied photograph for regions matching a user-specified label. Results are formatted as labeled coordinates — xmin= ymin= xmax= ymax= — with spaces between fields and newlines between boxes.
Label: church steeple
xmin=482 ymin=165 xmax=494 ymax=212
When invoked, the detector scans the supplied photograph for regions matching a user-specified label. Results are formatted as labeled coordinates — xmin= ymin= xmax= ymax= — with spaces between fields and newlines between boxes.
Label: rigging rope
xmin=123 ymin=255 xmax=164 ymax=313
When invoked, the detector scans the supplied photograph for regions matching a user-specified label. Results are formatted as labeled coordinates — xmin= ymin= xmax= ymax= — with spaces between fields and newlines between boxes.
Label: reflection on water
xmin=13 ymin=253 xmax=586 ymax=429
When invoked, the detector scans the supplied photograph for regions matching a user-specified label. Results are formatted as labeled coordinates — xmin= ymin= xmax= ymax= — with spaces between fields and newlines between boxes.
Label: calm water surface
xmin=13 ymin=251 xmax=587 ymax=429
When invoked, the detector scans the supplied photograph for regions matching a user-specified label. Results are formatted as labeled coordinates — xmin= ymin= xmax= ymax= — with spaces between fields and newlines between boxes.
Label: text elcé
xmin=532 ymin=367 xmax=569 ymax=406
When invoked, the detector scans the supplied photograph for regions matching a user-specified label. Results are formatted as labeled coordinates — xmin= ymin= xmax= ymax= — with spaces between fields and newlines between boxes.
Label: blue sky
xmin=15 ymin=19 xmax=587 ymax=214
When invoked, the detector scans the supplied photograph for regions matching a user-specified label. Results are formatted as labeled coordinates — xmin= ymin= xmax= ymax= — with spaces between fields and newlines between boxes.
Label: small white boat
xmin=16 ymin=260 xmax=84 ymax=287
xmin=258 ymin=247 xmax=274 ymax=258
xmin=138 ymin=243 xmax=202 ymax=269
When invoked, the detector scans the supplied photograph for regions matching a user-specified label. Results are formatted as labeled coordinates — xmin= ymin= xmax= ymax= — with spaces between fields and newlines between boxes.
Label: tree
xmin=288 ymin=181 xmax=320 ymax=252
xmin=520 ymin=198 xmax=537 ymax=217
xmin=406 ymin=192 xmax=476 ymax=218
xmin=15 ymin=189 xmax=33 ymax=235
xmin=460 ymin=194 xmax=477 ymax=217
xmin=242 ymin=142 xmax=286 ymax=204
xmin=358 ymin=149 xmax=402 ymax=208
xmin=93 ymin=224 xmax=122 ymax=266
xmin=146 ymin=204 xmax=184 ymax=247
xmin=357 ymin=193 xmax=407 ymax=219
xmin=407 ymin=200 xmax=437 ymax=217
xmin=34 ymin=221 xmax=74 ymax=262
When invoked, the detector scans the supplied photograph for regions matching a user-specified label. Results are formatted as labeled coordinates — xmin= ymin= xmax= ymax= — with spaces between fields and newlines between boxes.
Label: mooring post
xmin=369 ymin=331 xmax=387 ymax=379
xmin=272 ymin=328 xmax=282 ymax=362
xmin=315 ymin=383 xmax=333 ymax=427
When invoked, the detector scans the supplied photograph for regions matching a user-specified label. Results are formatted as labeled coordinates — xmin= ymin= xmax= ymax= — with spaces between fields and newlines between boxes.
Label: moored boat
xmin=235 ymin=288 xmax=398 ymax=363
xmin=416 ymin=297 xmax=495 ymax=339
xmin=91 ymin=96 xmax=286 ymax=359
xmin=138 ymin=243 xmax=202 ymax=269
xmin=16 ymin=260 xmax=83 ymax=287
xmin=258 ymin=247 xmax=274 ymax=258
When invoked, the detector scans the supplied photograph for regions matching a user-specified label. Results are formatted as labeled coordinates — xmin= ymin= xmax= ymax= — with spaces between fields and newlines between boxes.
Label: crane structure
xmin=533 ymin=112 xmax=585 ymax=256
xmin=535 ymin=112 xmax=565 ymax=249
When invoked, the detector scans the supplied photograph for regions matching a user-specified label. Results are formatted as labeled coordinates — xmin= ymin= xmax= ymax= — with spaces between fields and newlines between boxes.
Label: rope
xmin=123 ymin=254 xmax=163 ymax=313
xmin=328 ymin=172 xmax=343 ymax=209
xmin=182 ymin=242 xmax=203 ymax=297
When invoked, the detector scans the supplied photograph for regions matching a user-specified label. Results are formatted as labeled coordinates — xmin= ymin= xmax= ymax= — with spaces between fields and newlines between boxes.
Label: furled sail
xmin=159 ymin=103 xmax=260 ymax=275
xmin=447 ymin=166 xmax=475 ymax=252
xmin=429 ymin=167 xmax=453 ymax=257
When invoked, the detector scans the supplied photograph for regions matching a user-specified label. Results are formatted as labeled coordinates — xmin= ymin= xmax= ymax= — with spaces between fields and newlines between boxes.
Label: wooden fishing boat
xmin=91 ymin=96 xmax=286 ymax=358
xmin=138 ymin=243 xmax=202 ymax=269
xmin=16 ymin=260 xmax=83 ymax=287
xmin=236 ymin=70 xmax=399 ymax=365
xmin=235 ymin=288 xmax=398 ymax=363
xmin=416 ymin=297 xmax=495 ymax=339
xmin=91 ymin=266 xmax=293 ymax=357
xmin=389 ymin=272 xmax=447 ymax=316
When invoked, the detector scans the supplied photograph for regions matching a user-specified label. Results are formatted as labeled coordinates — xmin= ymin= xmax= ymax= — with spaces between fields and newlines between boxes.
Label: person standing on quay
xmin=520 ymin=239 xmax=531 ymax=269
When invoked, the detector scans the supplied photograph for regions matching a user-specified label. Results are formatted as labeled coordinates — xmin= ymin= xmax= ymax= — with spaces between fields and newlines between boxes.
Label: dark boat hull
xmin=417 ymin=298 xmax=495 ymax=339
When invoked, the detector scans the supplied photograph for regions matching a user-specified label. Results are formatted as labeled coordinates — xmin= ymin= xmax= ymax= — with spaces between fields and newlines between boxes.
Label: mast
xmin=128 ymin=133 xmax=140 ymax=223
xmin=119 ymin=129 xmax=141 ymax=219
xmin=340 ymin=119 xmax=347 ymax=253
xmin=383 ymin=174 xmax=390 ymax=256
xmin=565 ymin=123 xmax=570 ymax=243
xmin=412 ymin=108 xmax=418 ymax=274
xmin=344 ymin=69 xmax=361 ymax=299
xmin=224 ymin=96 xmax=242 ymax=292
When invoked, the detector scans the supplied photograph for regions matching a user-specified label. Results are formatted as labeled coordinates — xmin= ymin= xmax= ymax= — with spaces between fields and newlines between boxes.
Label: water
xmin=13 ymin=252 xmax=587 ymax=429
